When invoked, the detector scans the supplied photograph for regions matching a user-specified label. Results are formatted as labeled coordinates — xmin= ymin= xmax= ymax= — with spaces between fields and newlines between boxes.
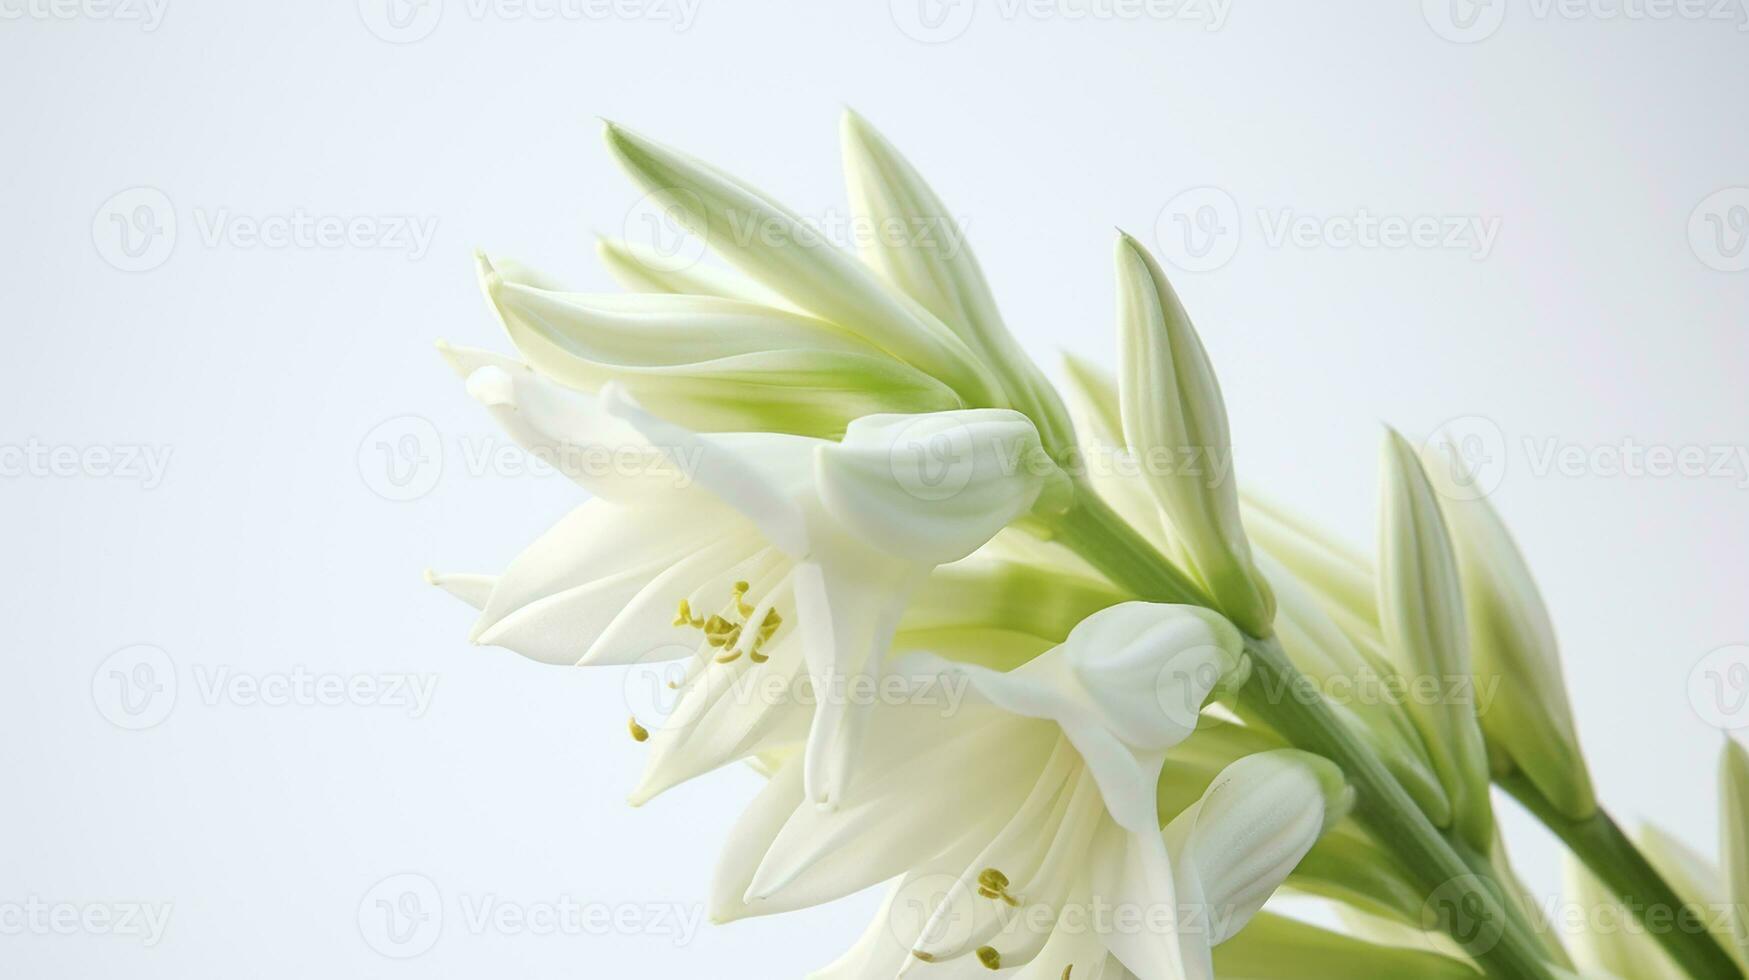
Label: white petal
xmin=424 ymin=569 xmax=495 ymax=610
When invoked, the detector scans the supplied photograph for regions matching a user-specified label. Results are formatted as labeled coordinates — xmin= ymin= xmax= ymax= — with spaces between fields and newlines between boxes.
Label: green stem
xmin=1501 ymin=772 xmax=1745 ymax=980
xmin=1050 ymin=492 xmax=1558 ymax=980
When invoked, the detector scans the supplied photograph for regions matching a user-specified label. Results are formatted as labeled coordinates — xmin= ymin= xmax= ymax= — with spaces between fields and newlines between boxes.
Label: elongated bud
xmin=839 ymin=110 xmax=1075 ymax=460
xmin=1723 ymin=739 xmax=1749 ymax=967
xmin=1429 ymin=472 xmax=1597 ymax=821
xmin=1376 ymin=428 xmax=1493 ymax=851
xmin=602 ymin=121 xmax=1003 ymax=408
xmin=1165 ymin=749 xmax=1352 ymax=973
xmin=1114 ymin=232 xmax=1275 ymax=636
xmin=474 ymin=252 xmax=960 ymax=439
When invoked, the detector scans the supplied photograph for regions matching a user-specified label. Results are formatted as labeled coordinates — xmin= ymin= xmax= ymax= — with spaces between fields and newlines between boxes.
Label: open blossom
xmin=432 ymin=343 xmax=1061 ymax=807
xmin=429 ymin=110 xmax=1736 ymax=980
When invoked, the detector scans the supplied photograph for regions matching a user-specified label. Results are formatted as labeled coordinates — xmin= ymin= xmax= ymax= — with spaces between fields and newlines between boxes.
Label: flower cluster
xmin=429 ymin=113 xmax=1749 ymax=980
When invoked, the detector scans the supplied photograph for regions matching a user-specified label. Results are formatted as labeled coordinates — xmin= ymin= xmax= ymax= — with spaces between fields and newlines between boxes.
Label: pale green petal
xmin=1164 ymin=750 xmax=1352 ymax=973
xmin=480 ymin=253 xmax=963 ymax=437
xmin=594 ymin=237 xmax=784 ymax=305
xmin=603 ymin=121 xmax=1003 ymax=406
xmin=816 ymin=409 xmax=1058 ymax=566
xmin=1722 ymin=739 xmax=1749 ymax=966
xmin=1114 ymin=232 xmax=1274 ymax=636
xmin=1213 ymin=912 xmax=1481 ymax=979
xmin=1376 ymin=428 xmax=1493 ymax=850
xmin=839 ymin=109 xmax=1074 ymax=457
xmin=1432 ymin=468 xmax=1596 ymax=821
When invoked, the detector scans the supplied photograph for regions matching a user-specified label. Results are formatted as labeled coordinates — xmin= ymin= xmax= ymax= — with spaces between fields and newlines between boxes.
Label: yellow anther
xmin=749 ymin=649 xmax=769 ymax=664
xmin=976 ymin=946 xmax=1001 ymax=970
xmin=732 ymin=580 xmax=755 ymax=617
xmin=911 ymin=951 xmax=936 ymax=963
xmin=673 ymin=599 xmax=702 ymax=628
xmin=1062 ymin=967 xmax=1072 ymax=980
xmin=627 ymin=717 xmax=649 ymax=742
xmin=976 ymin=868 xmax=1019 ymax=906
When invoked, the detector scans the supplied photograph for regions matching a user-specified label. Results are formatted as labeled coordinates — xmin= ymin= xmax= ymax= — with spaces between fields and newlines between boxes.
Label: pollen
xmin=675 ymin=584 xmax=786 ymax=664
xmin=976 ymin=946 xmax=1001 ymax=970
xmin=977 ymin=867 xmax=1020 ymax=906
xmin=627 ymin=716 xmax=650 ymax=742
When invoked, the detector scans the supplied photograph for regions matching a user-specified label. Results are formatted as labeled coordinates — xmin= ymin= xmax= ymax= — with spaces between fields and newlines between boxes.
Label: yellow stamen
xmin=976 ymin=868 xmax=1020 ymax=906
xmin=911 ymin=951 xmax=936 ymax=963
xmin=627 ymin=717 xmax=649 ymax=742
xmin=976 ymin=946 xmax=1001 ymax=970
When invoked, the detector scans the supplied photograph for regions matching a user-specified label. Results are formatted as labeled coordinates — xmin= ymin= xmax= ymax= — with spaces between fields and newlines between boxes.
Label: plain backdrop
xmin=2 ymin=1 xmax=1745 ymax=976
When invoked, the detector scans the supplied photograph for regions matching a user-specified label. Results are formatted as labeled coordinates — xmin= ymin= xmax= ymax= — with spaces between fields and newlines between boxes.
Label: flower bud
xmin=603 ymin=121 xmax=1003 ymax=407
xmin=1722 ymin=739 xmax=1749 ymax=967
xmin=1114 ymin=232 xmax=1275 ymax=636
xmin=1377 ymin=428 xmax=1493 ymax=850
xmin=1430 ymin=474 xmax=1597 ymax=821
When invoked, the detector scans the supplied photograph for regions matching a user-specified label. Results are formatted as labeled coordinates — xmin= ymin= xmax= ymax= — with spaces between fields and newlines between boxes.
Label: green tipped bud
xmin=839 ymin=110 xmax=1074 ymax=459
xmin=602 ymin=121 xmax=1002 ymax=407
xmin=1377 ymin=428 xmax=1493 ymax=851
xmin=1114 ymin=232 xmax=1275 ymax=636
xmin=1429 ymin=472 xmax=1597 ymax=821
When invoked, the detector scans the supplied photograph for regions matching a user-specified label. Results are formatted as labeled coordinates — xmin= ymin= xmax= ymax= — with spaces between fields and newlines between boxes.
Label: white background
xmin=2 ymin=1 xmax=1745 ymax=976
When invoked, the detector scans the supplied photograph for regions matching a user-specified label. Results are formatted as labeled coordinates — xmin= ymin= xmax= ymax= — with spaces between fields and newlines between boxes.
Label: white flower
xmin=431 ymin=344 xmax=1059 ymax=808
xmin=712 ymin=602 xmax=1345 ymax=979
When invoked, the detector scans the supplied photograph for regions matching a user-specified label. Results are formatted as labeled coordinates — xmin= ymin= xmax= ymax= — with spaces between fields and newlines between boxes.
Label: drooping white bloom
xmin=1114 ymin=232 xmax=1275 ymax=637
xmin=711 ymin=602 xmax=1346 ymax=979
xmin=1376 ymin=428 xmax=1493 ymax=851
xmin=432 ymin=344 xmax=1060 ymax=808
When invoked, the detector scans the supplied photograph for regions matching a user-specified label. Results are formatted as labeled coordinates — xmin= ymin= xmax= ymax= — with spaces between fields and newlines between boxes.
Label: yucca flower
xmin=431 ymin=111 xmax=1747 ymax=980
